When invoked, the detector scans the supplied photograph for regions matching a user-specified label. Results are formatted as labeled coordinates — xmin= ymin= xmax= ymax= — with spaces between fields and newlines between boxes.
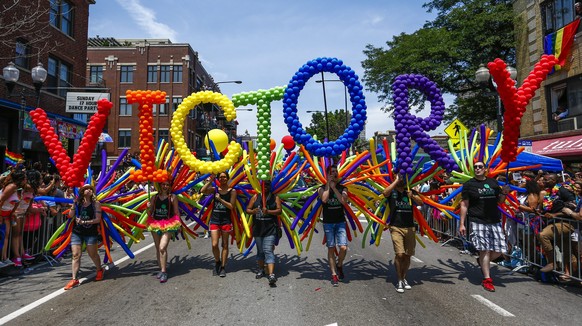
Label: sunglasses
xmin=474 ymin=165 xmax=485 ymax=170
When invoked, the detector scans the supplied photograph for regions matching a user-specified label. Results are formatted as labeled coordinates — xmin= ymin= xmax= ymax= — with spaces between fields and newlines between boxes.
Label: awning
xmin=532 ymin=135 xmax=582 ymax=157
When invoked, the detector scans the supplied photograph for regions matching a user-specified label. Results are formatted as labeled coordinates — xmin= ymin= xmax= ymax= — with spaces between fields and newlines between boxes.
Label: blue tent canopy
xmin=423 ymin=145 xmax=563 ymax=172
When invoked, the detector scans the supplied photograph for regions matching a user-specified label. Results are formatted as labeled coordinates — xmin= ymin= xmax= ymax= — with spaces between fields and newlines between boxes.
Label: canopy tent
xmin=422 ymin=145 xmax=563 ymax=172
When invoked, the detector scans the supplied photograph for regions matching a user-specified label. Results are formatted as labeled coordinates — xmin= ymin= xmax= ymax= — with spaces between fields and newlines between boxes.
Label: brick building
xmin=0 ymin=0 xmax=94 ymax=170
xmin=514 ymin=0 xmax=582 ymax=172
xmin=86 ymin=37 xmax=236 ymax=166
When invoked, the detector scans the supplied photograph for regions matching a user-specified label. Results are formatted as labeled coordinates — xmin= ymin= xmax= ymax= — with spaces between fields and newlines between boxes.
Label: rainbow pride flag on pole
xmin=544 ymin=19 xmax=581 ymax=71
xmin=4 ymin=150 xmax=24 ymax=166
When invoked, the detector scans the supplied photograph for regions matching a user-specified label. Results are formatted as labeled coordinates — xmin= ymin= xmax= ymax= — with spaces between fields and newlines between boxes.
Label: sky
xmin=88 ymin=0 xmax=448 ymax=145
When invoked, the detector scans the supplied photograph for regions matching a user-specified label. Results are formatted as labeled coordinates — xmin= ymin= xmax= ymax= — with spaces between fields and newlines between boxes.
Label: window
xmin=89 ymin=66 xmax=103 ymax=84
xmin=173 ymin=65 xmax=183 ymax=83
xmin=15 ymin=40 xmax=29 ymax=69
xmin=153 ymin=98 xmax=168 ymax=116
xmin=147 ymin=65 xmax=157 ymax=83
xmin=160 ymin=65 xmax=171 ymax=83
xmin=158 ymin=129 xmax=169 ymax=144
xmin=196 ymin=77 xmax=203 ymax=91
xmin=118 ymin=130 xmax=131 ymax=148
xmin=47 ymin=56 xmax=72 ymax=97
xmin=172 ymin=97 xmax=182 ymax=112
xmin=119 ymin=98 xmax=132 ymax=116
xmin=50 ymin=0 xmax=74 ymax=36
xmin=120 ymin=65 xmax=133 ymax=83
xmin=542 ymin=0 xmax=576 ymax=35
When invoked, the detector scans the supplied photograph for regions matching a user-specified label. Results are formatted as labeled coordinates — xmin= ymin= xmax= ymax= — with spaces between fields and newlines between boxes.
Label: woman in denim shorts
xmin=64 ymin=184 xmax=104 ymax=290
xmin=246 ymin=180 xmax=282 ymax=286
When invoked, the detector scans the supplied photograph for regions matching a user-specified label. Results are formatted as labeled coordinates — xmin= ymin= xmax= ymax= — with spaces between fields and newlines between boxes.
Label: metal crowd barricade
xmin=506 ymin=214 xmax=581 ymax=282
xmin=423 ymin=205 xmax=463 ymax=249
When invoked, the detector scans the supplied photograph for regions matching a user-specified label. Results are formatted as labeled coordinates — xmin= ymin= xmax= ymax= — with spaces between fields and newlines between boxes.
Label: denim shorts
xmin=71 ymin=232 xmax=99 ymax=246
xmin=255 ymin=235 xmax=276 ymax=264
xmin=323 ymin=222 xmax=347 ymax=248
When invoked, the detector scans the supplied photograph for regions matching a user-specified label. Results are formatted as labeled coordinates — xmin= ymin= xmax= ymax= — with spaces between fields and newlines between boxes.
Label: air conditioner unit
xmin=557 ymin=117 xmax=577 ymax=132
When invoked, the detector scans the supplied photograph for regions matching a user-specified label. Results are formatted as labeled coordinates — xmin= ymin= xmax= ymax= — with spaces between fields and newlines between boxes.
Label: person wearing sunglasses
xmin=459 ymin=162 xmax=509 ymax=292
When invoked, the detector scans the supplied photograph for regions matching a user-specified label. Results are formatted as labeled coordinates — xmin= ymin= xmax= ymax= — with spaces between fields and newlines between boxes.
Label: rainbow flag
xmin=544 ymin=19 xmax=581 ymax=71
xmin=4 ymin=150 xmax=23 ymax=166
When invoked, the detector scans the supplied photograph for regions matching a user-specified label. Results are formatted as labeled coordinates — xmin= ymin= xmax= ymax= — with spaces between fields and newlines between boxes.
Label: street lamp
xmin=315 ymin=79 xmax=349 ymax=129
xmin=306 ymin=109 xmax=330 ymax=141
xmin=3 ymin=62 xmax=47 ymax=153
xmin=475 ymin=63 xmax=517 ymax=132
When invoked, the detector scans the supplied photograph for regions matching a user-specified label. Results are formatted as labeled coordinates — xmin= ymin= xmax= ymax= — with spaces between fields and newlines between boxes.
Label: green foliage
xmin=361 ymin=0 xmax=516 ymax=129
xmin=305 ymin=109 xmax=352 ymax=142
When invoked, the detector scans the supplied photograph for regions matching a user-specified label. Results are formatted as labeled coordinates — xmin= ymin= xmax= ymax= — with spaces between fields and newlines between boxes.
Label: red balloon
xmin=281 ymin=135 xmax=295 ymax=151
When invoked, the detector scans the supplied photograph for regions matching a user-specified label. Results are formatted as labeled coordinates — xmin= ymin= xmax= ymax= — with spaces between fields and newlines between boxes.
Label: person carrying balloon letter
xmin=246 ymin=179 xmax=282 ymax=287
xmin=64 ymin=184 xmax=105 ymax=290
xmin=382 ymin=173 xmax=423 ymax=293
xmin=459 ymin=161 xmax=509 ymax=292
xmin=318 ymin=165 xmax=349 ymax=287
xmin=147 ymin=179 xmax=181 ymax=283
xmin=201 ymin=172 xmax=237 ymax=277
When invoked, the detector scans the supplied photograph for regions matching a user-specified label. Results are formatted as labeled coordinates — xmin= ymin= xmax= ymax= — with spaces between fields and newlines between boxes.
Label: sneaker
xmin=64 ymin=279 xmax=79 ymax=290
xmin=213 ymin=261 xmax=221 ymax=276
xmin=22 ymin=253 xmax=35 ymax=261
xmin=12 ymin=258 xmax=22 ymax=267
xmin=204 ymin=233 xmax=209 ymax=239
xmin=219 ymin=267 xmax=226 ymax=277
xmin=156 ymin=271 xmax=163 ymax=279
xmin=482 ymin=278 xmax=495 ymax=292
xmin=396 ymin=281 xmax=405 ymax=293
xmin=268 ymin=274 xmax=277 ymax=286
xmin=0 ymin=260 xmax=6 ymax=268
xmin=337 ymin=264 xmax=344 ymax=280
xmin=331 ymin=275 xmax=339 ymax=287
xmin=402 ymin=279 xmax=412 ymax=290
xmin=2 ymin=259 xmax=14 ymax=267
xmin=256 ymin=270 xmax=266 ymax=279
xmin=159 ymin=272 xmax=168 ymax=283
xmin=95 ymin=268 xmax=104 ymax=281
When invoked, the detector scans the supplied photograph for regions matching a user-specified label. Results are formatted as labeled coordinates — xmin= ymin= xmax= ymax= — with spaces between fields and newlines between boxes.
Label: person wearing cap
xmin=246 ymin=180 xmax=282 ymax=286
xmin=147 ymin=179 xmax=180 ymax=283
xmin=64 ymin=184 xmax=104 ymax=290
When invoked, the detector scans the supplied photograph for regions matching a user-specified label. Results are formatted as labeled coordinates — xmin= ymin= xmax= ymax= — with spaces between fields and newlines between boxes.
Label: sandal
xmin=558 ymin=275 xmax=571 ymax=282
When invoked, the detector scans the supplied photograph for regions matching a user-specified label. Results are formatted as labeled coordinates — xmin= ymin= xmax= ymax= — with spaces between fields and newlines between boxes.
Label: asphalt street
xmin=1 ymin=223 xmax=581 ymax=326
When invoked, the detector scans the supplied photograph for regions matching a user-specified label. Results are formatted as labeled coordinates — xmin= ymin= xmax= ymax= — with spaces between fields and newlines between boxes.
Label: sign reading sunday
xmin=66 ymin=92 xmax=110 ymax=113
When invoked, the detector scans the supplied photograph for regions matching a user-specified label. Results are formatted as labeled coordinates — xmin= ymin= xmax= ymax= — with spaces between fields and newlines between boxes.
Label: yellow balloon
xmin=170 ymin=91 xmax=240 ymax=173
xmin=204 ymin=129 xmax=229 ymax=152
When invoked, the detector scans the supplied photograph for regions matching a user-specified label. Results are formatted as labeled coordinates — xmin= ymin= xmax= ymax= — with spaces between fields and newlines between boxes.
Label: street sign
xmin=444 ymin=119 xmax=468 ymax=139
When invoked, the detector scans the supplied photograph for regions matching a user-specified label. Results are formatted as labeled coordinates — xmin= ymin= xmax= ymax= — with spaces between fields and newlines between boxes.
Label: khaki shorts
xmin=390 ymin=226 xmax=416 ymax=256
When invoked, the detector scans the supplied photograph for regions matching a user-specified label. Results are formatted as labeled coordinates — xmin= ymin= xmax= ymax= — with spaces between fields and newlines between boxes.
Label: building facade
xmin=0 ymin=0 xmax=94 ymax=171
xmin=86 ymin=37 xmax=236 ymax=166
xmin=515 ymin=0 xmax=582 ymax=172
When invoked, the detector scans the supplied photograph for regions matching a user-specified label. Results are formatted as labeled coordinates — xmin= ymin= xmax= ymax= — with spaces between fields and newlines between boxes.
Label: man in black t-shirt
xmin=382 ymin=173 xmax=423 ymax=293
xmin=460 ymin=161 xmax=508 ymax=292
xmin=318 ymin=165 xmax=349 ymax=287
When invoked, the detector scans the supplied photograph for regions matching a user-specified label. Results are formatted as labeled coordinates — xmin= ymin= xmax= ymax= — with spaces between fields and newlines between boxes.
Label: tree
xmin=0 ymin=0 xmax=58 ymax=61
xmin=361 ymin=0 xmax=516 ymax=128
xmin=305 ymin=109 xmax=352 ymax=142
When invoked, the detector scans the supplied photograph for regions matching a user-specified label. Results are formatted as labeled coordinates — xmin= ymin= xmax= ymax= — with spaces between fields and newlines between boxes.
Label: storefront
xmin=530 ymin=133 xmax=582 ymax=173
xmin=0 ymin=98 xmax=86 ymax=172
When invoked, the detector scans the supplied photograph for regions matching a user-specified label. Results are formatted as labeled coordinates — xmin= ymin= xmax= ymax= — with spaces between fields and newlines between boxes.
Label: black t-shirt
xmin=548 ymin=186 xmax=576 ymax=214
xmin=462 ymin=177 xmax=501 ymax=224
xmin=152 ymin=195 xmax=171 ymax=220
xmin=72 ymin=202 xmax=99 ymax=236
xmin=321 ymin=185 xmax=346 ymax=224
xmin=251 ymin=194 xmax=278 ymax=237
xmin=387 ymin=189 xmax=414 ymax=228
xmin=210 ymin=189 xmax=233 ymax=225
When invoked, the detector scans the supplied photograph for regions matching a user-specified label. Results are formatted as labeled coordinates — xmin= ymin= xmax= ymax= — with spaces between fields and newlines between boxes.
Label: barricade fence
xmin=0 ymin=205 xmax=66 ymax=271
xmin=424 ymin=204 xmax=581 ymax=283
